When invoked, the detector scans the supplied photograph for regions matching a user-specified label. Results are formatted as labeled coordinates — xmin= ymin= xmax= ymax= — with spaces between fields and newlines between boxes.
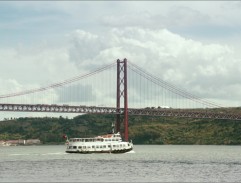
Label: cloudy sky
xmin=1 ymin=1 xmax=241 ymax=119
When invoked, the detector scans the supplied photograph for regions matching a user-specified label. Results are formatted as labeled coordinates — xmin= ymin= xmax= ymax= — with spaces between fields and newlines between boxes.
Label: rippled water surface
xmin=0 ymin=145 xmax=241 ymax=182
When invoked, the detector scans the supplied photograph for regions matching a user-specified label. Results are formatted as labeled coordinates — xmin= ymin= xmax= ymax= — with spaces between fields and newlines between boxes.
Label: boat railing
xmin=69 ymin=138 xmax=121 ymax=142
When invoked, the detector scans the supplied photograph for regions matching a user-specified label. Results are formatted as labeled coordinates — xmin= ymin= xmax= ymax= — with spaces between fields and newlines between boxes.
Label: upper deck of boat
xmin=69 ymin=133 xmax=122 ymax=143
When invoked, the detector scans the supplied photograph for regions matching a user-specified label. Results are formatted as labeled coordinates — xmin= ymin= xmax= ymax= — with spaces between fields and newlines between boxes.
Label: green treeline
xmin=0 ymin=114 xmax=241 ymax=145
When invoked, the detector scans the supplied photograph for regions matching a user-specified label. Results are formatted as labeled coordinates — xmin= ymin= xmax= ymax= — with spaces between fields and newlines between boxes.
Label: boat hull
xmin=66 ymin=147 xmax=133 ymax=154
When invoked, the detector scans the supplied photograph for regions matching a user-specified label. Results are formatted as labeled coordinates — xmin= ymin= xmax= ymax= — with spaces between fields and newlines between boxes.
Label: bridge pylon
xmin=116 ymin=58 xmax=128 ymax=142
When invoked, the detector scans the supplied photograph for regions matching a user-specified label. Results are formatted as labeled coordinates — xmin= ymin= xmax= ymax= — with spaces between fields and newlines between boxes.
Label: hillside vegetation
xmin=0 ymin=114 xmax=241 ymax=145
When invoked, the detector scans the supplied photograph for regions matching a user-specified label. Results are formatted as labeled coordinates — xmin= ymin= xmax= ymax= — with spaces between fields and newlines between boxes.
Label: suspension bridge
xmin=1 ymin=58 xmax=241 ymax=141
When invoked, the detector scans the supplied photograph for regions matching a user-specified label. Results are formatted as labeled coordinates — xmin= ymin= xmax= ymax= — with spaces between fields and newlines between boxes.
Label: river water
xmin=0 ymin=145 xmax=241 ymax=182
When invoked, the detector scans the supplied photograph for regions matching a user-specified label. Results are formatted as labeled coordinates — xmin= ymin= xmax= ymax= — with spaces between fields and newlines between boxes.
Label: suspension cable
xmin=0 ymin=62 xmax=116 ymax=99
xmin=128 ymin=61 xmax=223 ymax=108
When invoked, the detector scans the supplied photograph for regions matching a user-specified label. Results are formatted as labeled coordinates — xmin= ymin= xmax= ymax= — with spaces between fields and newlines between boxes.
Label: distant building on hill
xmin=25 ymin=139 xmax=41 ymax=145
xmin=0 ymin=139 xmax=41 ymax=146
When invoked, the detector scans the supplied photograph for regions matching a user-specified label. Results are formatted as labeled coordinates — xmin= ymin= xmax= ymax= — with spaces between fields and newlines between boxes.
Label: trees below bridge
xmin=0 ymin=114 xmax=240 ymax=145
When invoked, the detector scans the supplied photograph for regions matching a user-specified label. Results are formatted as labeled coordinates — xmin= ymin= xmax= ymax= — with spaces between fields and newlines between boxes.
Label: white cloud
xmin=0 ymin=43 xmax=78 ymax=84
xmin=1 ymin=1 xmax=241 ymax=120
xmin=1 ymin=26 xmax=241 ymax=109
xmin=66 ymin=27 xmax=241 ymax=107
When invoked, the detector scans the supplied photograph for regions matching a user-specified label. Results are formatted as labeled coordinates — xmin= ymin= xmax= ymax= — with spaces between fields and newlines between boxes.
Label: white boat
xmin=64 ymin=124 xmax=133 ymax=154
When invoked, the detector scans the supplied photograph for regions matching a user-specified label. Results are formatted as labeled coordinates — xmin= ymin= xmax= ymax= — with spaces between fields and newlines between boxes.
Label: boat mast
xmin=112 ymin=122 xmax=115 ymax=134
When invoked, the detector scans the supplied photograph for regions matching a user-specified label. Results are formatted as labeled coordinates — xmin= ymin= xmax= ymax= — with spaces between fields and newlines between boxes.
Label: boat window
xmin=92 ymin=145 xmax=95 ymax=148
xmin=100 ymin=145 xmax=102 ymax=148
xmin=78 ymin=146 xmax=82 ymax=149
xmin=83 ymin=146 xmax=86 ymax=149
xmin=73 ymin=146 xmax=77 ymax=149
xmin=96 ymin=145 xmax=99 ymax=148
xmin=108 ymin=145 xmax=111 ymax=148
xmin=112 ymin=139 xmax=115 ymax=141
xmin=103 ymin=145 xmax=106 ymax=148
xmin=113 ymin=145 xmax=116 ymax=147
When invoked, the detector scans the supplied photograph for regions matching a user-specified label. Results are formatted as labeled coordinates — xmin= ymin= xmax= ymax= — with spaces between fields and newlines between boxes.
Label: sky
xmin=1 ymin=1 xmax=241 ymax=119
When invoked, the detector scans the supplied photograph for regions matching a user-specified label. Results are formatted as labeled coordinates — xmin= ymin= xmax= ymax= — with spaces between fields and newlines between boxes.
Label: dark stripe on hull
xmin=66 ymin=148 xmax=133 ymax=154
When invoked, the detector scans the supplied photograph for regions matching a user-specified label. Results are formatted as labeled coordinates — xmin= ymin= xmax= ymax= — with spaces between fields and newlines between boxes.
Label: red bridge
xmin=1 ymin=59 xmax=241 ymax=141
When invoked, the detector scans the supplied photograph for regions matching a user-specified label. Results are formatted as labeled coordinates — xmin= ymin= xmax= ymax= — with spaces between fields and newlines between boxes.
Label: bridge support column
xmin=116 ymin=58 xmax=129 ymax=142
xmin=116 ymin=59 xmax=121 ymax=133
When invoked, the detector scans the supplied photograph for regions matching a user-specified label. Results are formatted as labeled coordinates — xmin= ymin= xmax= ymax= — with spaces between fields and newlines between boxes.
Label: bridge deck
xmin=1 ymin=104 xmax=241 ymax=121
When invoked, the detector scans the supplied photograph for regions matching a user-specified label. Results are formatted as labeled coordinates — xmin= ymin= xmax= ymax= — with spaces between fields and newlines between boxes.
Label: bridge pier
xmin=116 ymin=58 xmax=129 ymax=142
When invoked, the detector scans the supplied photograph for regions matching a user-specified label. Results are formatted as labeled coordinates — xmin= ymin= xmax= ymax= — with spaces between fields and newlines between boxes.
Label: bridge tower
xmin=116 ymin=58 xmax=129 ymax=142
